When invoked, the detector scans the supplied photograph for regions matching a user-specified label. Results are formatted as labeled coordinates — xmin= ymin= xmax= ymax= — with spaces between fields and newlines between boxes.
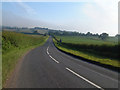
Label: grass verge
xmin=2 ymin=31 xmax=49 ymax=86
xmin=53 ymin=38 xmax=120 ymax=68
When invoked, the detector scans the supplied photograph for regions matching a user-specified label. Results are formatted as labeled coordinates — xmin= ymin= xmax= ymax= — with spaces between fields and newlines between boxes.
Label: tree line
xmin=49 ymin=31 xmax=109 ymax=40
xmin=3 ymin=26 xmax=119 ymax=40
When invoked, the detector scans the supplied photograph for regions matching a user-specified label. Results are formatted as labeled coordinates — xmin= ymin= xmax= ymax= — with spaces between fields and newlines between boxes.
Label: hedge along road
xmin=5 ymin=36 xmax=119 ymax=89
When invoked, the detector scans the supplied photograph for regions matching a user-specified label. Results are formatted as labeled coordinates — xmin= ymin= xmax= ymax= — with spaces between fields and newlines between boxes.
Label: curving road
xmin=6 ymin=37 xmax=119 ymax=89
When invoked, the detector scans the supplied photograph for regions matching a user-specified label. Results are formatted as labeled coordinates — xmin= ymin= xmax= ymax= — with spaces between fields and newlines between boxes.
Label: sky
xmin=2 ymin=0 xmax=120 ymax=36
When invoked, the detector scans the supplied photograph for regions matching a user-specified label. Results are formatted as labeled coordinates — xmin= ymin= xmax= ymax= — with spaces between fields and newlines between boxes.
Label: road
xmin=6 ymin=36 xmax=119 ymax=89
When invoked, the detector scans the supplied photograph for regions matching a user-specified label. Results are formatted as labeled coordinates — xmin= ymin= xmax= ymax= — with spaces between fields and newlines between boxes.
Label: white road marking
xmin=47 ymin=46 xmax=59 ymax=63
xmin=47 ymin=47 xmax=49 ymax=51
xmin=49 ymin=55 xmax=59 ymax=63
xmin=66 ymin=67 xmax=104 ymax=90
xmin=47 ymin=49 xmax=49 ymax=55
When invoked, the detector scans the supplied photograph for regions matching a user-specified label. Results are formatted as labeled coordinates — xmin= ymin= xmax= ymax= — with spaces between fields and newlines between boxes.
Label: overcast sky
xmin=2 ymin=0 xmax=119 ymax=36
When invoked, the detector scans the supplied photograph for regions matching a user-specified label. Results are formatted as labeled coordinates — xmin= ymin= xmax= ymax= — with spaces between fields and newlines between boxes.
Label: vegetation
xmin=0 ymin=32 xmax=2 ymax=89
xmin=99 ymin=33 xmax=109 ymax=40
xmin=55 ymin=36 xmax=118 ymax=45
xmin=2 ymin=31 xmax=49 ymax=85
xmin=53 ymin=36 xmax=119 ymax=68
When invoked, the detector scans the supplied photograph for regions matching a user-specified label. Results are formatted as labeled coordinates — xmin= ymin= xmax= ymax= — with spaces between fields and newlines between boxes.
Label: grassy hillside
xmin=53 ymin=36 xmax=119 ymax=68
xmin=3 ymin=28 xmax=48 ymax=35
xmin=2 ymin=31 xmax=49 ymax=85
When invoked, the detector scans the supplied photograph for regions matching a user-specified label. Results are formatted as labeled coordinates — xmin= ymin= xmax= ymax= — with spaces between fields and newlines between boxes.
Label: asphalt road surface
xmin=6 ymin=37 xmax=119 ymax=89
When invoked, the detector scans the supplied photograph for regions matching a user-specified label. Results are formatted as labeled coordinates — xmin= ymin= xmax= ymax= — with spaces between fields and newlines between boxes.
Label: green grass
xmin=0 ymin=53 xmax=1 ymax=89
xmin=56 ymin=36 xmax=118 ymax=45
xmin=0 ymin=32 xmax=2 ymax=89
xmin=2 ymin=31 xmax=49 ymax=86
xmin=53 ymin=36 xmax=119 ymax=68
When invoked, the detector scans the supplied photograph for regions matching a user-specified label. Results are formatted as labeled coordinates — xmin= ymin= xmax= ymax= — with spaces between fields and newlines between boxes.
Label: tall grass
xmin=2 ymin=31 xmax=49 ymax=85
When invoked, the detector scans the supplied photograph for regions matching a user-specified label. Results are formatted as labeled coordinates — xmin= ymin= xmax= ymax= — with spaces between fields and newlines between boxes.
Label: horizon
xmin=2 ymin=0 xmax=119 ymax=36
xmin=2 ymin=25 xmax=120 ymax=37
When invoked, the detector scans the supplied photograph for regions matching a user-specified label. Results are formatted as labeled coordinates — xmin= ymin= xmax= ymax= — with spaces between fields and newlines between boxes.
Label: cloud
xmin=81 ymin=0 xmax=119 ymax=36
xmin=17 ymin=0 xmax=36 ymax=15
xmin=2 ymin=0 xmax=119 ymax=36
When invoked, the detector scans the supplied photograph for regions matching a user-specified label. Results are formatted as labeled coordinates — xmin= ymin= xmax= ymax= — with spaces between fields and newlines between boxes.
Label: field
xmin=3 ymin=28 xmax=48 ymax=35
xmin=2 ymin=31 xmax=49 ymax=85
xmin=53 ymin=35 xmax=119 ymax=68
xmin=56 ymin=36 xmax=118 ymax=45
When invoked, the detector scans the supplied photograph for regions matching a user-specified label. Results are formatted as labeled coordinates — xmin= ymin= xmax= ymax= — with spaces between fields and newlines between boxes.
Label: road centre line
xmin=47 ymin=46 xmax=59 ymax=63
xmin=47 ymin=46 xmax=104 ymax=89
xmin=66 ymin=67 xmax=104 ymax=90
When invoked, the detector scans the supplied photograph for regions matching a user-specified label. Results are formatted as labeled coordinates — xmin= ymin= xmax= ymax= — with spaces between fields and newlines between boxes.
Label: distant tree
xmin=115 ymin=34 xmax=120 ymax=43
xmin=95 ymin=33 xmax=99 ymax=37
xmin=115 ymin=34 xmax=120 ymax=37
xmin=86 ymin=32 xmax=92 ymax=36
xmin=99 ymin=33 xmax=109 ymax=40
xmin=22 ymin=27 xmax=28 ymax=29
xmin=63 ymin=31 xmax=69 ymax=35
xmin=33 ymin=30 xmax=39 ymax=34
xmin=73 ymin=31 xmax=79 ymax=36
xmin=43 ymin=33 xmax=46 ymax=36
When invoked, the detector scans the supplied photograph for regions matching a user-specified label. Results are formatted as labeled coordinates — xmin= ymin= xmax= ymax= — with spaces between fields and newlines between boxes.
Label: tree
xmin=115 ymin=34 xmax=120 ymax=37
xmin=99 ymin=33 xmax=109 ymax=40
xmin=33 ymin=30 xmax=38 ymax=33
xmin=33 ymin=30 xmax=40 ymax=35
xmin=86 ymin=32 xmax=92 ymax=36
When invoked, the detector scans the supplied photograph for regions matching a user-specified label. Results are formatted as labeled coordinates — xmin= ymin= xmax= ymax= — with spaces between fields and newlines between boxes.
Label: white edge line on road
xmin=47 ymin=46 xmax=59 ymax=63
xmin=66 ymin=67 xmax=104 ymax=90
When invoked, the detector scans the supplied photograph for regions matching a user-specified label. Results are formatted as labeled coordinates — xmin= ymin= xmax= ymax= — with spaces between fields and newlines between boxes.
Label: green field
xmin=2 ymin=31 xmax=49 ymax=85
xmin=53 ymin=35 xmax=119 ymax=68
xmin=56 ymin=36 xmax=118 ymax=45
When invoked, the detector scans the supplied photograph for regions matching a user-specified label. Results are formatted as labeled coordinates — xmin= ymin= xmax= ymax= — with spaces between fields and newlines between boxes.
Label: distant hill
xmin=2 ymin=26 xmax=49 ymax=35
